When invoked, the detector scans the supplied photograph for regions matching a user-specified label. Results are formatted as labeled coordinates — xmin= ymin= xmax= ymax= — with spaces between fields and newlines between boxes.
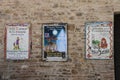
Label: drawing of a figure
xmin=13 ymin=37 xmax=20 ymax=50
xmin=97 ymin=38 xmax=108 ymax=56
xmin=100 ymin=38 xmax=108 ymax=49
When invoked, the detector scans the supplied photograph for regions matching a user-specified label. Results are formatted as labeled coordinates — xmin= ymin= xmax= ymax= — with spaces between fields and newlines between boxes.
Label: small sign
xmin=5 ymin=24 xmax=31 ymax=60
xmin=85 ymin=22 xmax=113 ymax=59
xmin=43 ymin=23 xmax=68 ymax=61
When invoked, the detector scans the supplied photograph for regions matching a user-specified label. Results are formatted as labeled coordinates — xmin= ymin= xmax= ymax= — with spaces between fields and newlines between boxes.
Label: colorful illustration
xmin=13 ymin=37 xmax=20 ymax=50
xmin=5 ymin=24 xmax=30 ymax=60
xmin=43 ymin=23 xmax=67 ymax=61
xmin=100 ymin=38 xmax=108 ymax=49
xmin=86 ymin=22 xmax=113 ymax=59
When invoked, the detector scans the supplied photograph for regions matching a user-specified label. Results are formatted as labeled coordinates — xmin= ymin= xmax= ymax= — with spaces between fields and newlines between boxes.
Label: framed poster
xmin=4 ymin=23 xmax=31 ymax=60
xmin=43 ymin=23 xmax=68 ymax=61
xmin=85 ymin=22 xmax=113 ymax=59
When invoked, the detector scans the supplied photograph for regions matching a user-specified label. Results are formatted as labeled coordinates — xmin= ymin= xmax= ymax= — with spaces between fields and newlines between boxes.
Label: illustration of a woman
xmin=101 ymin=38 xmax=108 ymax=49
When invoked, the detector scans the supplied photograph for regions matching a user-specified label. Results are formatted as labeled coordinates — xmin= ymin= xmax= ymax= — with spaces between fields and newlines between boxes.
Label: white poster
xmin=85 ymin=22 xmax=113 ymax=59
xmin=5 ymin=24 xmax=30 ymax=60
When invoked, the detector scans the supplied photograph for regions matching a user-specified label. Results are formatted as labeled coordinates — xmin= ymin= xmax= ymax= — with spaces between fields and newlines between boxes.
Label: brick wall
xmin=0 ymin=0 xmax=119 ymax=80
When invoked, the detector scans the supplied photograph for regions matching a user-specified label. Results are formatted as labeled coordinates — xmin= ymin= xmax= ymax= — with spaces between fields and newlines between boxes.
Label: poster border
xmin=4 ymin=23 xmax=31 ymax=60
xmin=85 ymin=21 xmax=113 ymax=60
xmin=42 ymin=23 xmax=68 ymax=61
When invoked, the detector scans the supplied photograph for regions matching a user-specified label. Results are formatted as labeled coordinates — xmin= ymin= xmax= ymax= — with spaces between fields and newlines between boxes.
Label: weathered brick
xmin=0 ymin=0 xmax=117 ymax=80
